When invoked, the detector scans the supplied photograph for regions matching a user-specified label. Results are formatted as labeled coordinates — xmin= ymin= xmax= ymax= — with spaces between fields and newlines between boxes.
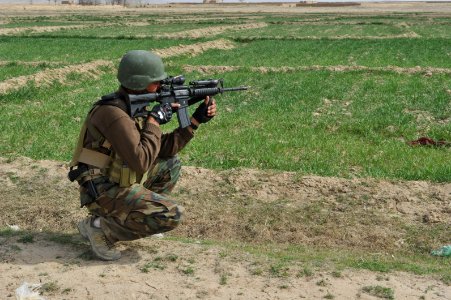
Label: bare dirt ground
xmin=0 ymin=157 xmax=450 ymax=299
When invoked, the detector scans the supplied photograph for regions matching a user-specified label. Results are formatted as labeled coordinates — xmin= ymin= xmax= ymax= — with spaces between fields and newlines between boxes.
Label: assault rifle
xmin=125 ymin=75 xmax=248 ymax=128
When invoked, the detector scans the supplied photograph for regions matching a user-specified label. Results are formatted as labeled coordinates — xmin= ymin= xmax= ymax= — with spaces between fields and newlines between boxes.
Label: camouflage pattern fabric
xmin=85 ymin=156 xmax=184 ymax=243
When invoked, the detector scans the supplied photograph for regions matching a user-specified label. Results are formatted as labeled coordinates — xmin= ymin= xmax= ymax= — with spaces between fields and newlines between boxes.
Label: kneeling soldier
xmin=69 ymin=50 xmax=216 ymax=260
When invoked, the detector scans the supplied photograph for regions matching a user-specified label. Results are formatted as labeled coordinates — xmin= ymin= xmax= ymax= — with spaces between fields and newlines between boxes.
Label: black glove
xmin=192 ymin=100 xmax=213 ymax=124
xmin=149 ymin=103 xmax=172 ymax=125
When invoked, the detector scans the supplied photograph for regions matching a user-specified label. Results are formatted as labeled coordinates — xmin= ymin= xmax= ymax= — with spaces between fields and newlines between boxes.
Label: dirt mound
xmin=182 ymin=64 xmax=451 ymax=76
xmin=0 ymin=24 xmax=87 ymax=35
xmin=0 ymin=157 xmax=449 ymax=253
xmin=0 ymin=156 xmax=450 ymax=299
xmin=0 ymin=60 xmax=114 ymax=94
xmin=153 ymin=39 xmax=236 ymax=58
xmin=156 ymin=23 xmax=267 ymax=39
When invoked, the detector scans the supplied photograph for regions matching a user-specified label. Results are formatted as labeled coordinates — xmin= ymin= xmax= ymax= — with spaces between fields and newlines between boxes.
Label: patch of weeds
xmin=40 ymin=281 xmax=60 ymax=295
xmin=0 ymin=228 xmax=20 ymax=237
xmin=219 ymin=251 xmax=228 ymax=258
xmin=316 ymin=279 xmax=328 ymax=287
xmin=166 ymin=253 xmax=178 ymax=262
xmin=179 ymin=266 xmax=195 ymax=276
xmin=324 ymin=292 xmax=335 ymax=299
xmin=269 ymin=263 xmax=289 ymax=278
xmin=38 ymin=272 xmax=49 ymax=276
xmin=376 ymin=275 xmax=390 ymax=281
xmin=10 ymin=244 xmax=21 ymax=251
xmin=187 ymin=257 xmax=196 ymax=264
xmin=297 ymin=267 xmax=314 ymax=278
xmin=77 ymin=250 xmax=95 ymax=261
xmin=361 ymin=285 xmax=394 ymax=300
xmin=331 ymin=270 xmax=342 ymax=278
xmin=7 ymin=172 xmax=19 ymax=184
xmin=220 ymin=273 xmax=228 ymax=285
xmin=440 ymin=274 xmax=451 ymax=285
xmin=249 ymin=266 xmax=263 ymax=276
xmin=278 ymin=284 xmax=289 ymax=289
xmin=18 ymin=234 xmax=34 ymax=244
xmin=46 ymin=233 xmax=79 ymax=246
xmin=38 ymin=167 xmax=49 ymax=175
xmin=99 ymin=273 xmax=106 ymax=278
xmin=62 ymin=288 xmax=72 ymax=295
xmin=141 ymin=259 xmax=166 ymax=273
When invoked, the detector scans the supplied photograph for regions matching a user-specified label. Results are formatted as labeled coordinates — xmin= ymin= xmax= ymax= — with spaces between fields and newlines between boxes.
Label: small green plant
xmin=279 ymin=284 xmax=289 ymax=289
xmin=361 ymin=285 xmax=394 ymax=300
xmin=220 ymin=273 xmax=228 ymax=285
xmin=0 ymin=228 xmax=19 ymax=237
xmin=46 ymin=233 xmax=79 ymax=246
xmin=250 ymin=267 xmax=263 ymax=276
xmin=324 ymin=292 xmax=335 ymax=299
xmin=7 ymin=172 xmax=19 ymax=184
xmin=179 ymin=266 xmax=195 ymax=276
xmin=297 ymin=267 xmax=313 ymax=277
xmin=77 ymin=250 xmax=95 ymax=260
xmin=440 ymin=274 xmax=451 ymax=285
xmin=316 ymin=279 xmax=328 ymax=287
xmin=62 ymin=288 xmax=72 ymax=295
xmin=269 ymin=263 xmax=289 ymax=277
xmin=40 ymin=281 xmax=59 ymax=295
xmin=10 ymin=244 xmax=21 ymax=251
xmin=141 ymin=260 xmax=166 ymax=273
xmin=166 ymin=253 xmax=178 ymax=262
xmin=331 ymin=270 xmax=342 ymax=278
xmin=376 ymin=275 xmax=390 ymax=281
xmin=18 ymin=234 xmax=34 ymax=243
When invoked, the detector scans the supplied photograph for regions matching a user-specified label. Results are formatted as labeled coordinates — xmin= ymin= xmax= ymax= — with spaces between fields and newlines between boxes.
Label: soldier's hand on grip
xmin=192 ymin=96 xmax=216 ymax=124
xmin=149 ymin=103 xmax=173 ymax=125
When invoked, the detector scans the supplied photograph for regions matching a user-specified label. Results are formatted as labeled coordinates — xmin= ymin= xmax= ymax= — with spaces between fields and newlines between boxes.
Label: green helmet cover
xmin=117 ymin=50 xmax=167 ymax=90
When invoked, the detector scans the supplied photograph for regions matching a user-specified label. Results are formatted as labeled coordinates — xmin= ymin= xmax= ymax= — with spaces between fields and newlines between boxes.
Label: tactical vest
xmin=69 ymin=93 xmax=148 ymax=188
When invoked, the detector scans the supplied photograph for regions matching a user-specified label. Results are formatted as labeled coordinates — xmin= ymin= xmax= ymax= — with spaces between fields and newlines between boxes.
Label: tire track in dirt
xmin=155 ymin=22 xmax=267 ymax=39
xmin=0 ymin=60 xmax=114 ymax=94
xmin=183 ymin=64 xmax=451 ymax=75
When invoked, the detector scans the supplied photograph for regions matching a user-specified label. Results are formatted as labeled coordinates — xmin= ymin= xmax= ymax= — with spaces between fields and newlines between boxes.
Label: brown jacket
xmin=84 ymin=97 xmax=193 ymax=174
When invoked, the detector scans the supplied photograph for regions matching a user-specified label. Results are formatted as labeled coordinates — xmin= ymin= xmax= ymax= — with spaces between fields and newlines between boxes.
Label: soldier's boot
xmin=77 ymin=217 xmax=121 ymax=261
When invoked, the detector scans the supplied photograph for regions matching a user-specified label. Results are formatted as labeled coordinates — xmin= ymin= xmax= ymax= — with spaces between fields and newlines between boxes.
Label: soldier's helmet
xmin=117 ymin=50 xmax=167 ymax=90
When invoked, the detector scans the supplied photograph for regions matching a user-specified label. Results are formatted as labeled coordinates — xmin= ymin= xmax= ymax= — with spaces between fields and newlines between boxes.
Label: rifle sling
xmin=78 ymin=148 xmax=111 ymax=169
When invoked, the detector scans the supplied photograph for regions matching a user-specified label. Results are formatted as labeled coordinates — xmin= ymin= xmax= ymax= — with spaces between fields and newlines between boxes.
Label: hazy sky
xmin=1 ymin=0 xmax=450 ymax=3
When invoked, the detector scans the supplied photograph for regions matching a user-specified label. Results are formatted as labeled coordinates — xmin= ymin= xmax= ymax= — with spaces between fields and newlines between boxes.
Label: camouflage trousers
xmin=83 ymin=156 xmax=184 ymax=243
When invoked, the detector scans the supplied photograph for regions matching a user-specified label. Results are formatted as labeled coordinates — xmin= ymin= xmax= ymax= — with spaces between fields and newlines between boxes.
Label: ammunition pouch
xmin=69 ymin=164 xmax=113 ymax=207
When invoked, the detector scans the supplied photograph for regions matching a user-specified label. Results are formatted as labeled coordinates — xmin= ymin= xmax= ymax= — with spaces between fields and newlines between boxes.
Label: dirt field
xmin=0 ymin=156 xmax=450 ymax=299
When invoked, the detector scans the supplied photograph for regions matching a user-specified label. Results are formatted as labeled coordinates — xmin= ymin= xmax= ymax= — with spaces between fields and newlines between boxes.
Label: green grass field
xmin=1 ymin=12 xmax=449 ymax=181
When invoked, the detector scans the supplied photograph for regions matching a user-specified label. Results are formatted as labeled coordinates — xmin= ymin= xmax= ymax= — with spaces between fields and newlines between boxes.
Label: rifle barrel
xmin=222 ymin=86 xmax=248 ymax=92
